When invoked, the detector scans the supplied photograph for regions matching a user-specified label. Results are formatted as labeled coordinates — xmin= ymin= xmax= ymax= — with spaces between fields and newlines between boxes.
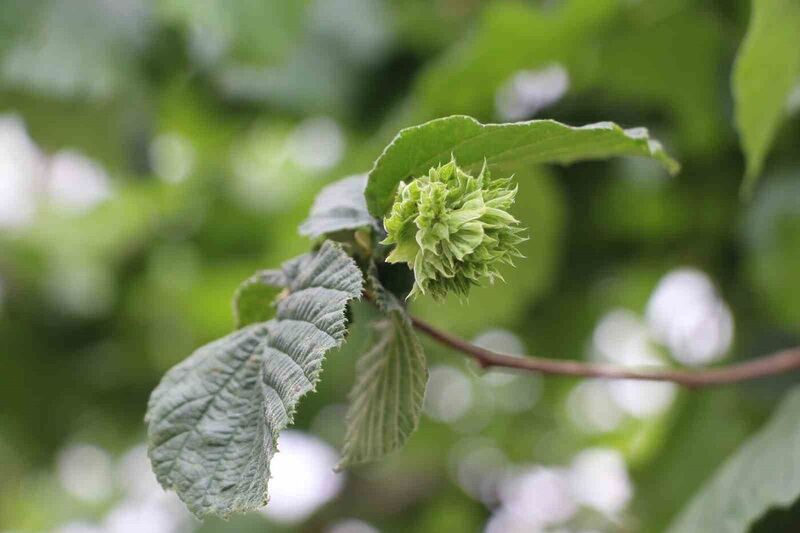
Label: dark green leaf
xmin=365 ymin=115 xmax=679 ymax=217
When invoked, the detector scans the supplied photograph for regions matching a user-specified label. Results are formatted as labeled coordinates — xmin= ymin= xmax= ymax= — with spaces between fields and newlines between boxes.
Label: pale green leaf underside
xmin=365 ymin=115 xmax=680 ymax=217
xmin=299 ymin=174 xmax=378 ymax=238
xmin=733 ymin=0 xmax=800 ymax=195
xmin=146 ymin=241 xmax=362 ymax=518
xmin=338 ymin=266 xmax=427 ymax=468
xmin=233 ymin=269 xmax=286 ymax=328
xmin=668 ymin=386 xmax=800 ymax=533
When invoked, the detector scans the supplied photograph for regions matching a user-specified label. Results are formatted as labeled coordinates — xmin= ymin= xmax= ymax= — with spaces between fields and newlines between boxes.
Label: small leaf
xmin=146 ymin=241 xmax=363 ymax=518
xmin=299 ymin=174 xmax=378 ymax=238
xmin=668 ymin=386 xmax=800 ymax=533
xmin=233 ymin=270 xmax=286 ymax=328
xmin=338 ymin=266 xmax=427 ymax=468
xmin=733 ymin=0 xmax=800 ymax=195
xmin=365 ymin=115 xmax=679 ymax=217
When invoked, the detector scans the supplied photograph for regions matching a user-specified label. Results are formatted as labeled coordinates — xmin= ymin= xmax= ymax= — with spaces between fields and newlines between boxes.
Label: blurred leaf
xmin=365 ymin=115 xmax=679 ymax=217
xmin=308 ymin=0 xmax=395 ymax=67
xmin=595 ymin=7 xmax=725 ymax=154
xmin=742 ymin=175 xmax=800 ymax=329
xmin=157 ymin=0 xmax=304 ymax=66
xmin=413 ymin=0 xmax=621 ymax=119
xmin=389 ymin=0 xmax=479 ymax=54
xmin=632 ymin=390 xmax=755 ymax=532
xmin=146 ymin=241 xmax=362 ymax=518
xmin=733 ymin=0 xmax=800 ymax=194
xmin=1 ymin=0 xmax=151 ymax=99
xmin=217 ymin=0 xmax=394 ymax=114
xmin=668 ymin=387 xmax=800 ymax=533
xmin=590 ymin=171 xmax=688 ymax=241
xmin=339 ymin=270 xmax=427 ymax=468
xmin=217 ymin=44 xmax=353 ymax=112
xmin=299 ymin=174 xmax=378 ymax=238
xmin=0 ymin=180 xmax=191 ymax=316
xmin=233 ymin=269 xmax=287 ymax=328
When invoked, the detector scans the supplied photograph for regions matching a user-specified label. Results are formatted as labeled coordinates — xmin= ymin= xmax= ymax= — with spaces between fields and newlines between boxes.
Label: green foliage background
xmin=1 ymin=0 xmax=799 ymax=532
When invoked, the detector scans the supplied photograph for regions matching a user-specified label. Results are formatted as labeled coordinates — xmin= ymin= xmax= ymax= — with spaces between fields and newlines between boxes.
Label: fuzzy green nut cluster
xmin=381 ymin=158 xmax=526 ymax=300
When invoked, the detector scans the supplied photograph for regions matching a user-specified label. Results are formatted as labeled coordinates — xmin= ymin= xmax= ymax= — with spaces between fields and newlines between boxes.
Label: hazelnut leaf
xmin=365 ymin=115 xmax=679 ymax=218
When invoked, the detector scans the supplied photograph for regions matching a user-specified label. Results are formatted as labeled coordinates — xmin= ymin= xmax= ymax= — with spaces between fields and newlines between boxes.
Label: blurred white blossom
xmin=116 ymin=445 xmax=163 ymax=501
xmin=495 ymin=65 xmax=569 ymax=121
xmin=567 ymin=379 xmax=625 ymax=433
xmin=259 ymin=430 xmax=344 ymax=524
xmin=107 ymin=445 xmax=194 ymax=533
xmin=46 ymin=150 xmax=112 ymax=213
xmin=53 ymin=523 xmax=104 ymax=533
xmin=57 ymin=444 xmax=114 ymax=504
xmin=425 ymin=365 xmax=473 ymax=423
xmin=473 ymin=329 xmax=542 ymax=412
xmin=55 ymin=443 xmax=197 ymax=533
xmin=593 ymin=310 xmax=676 ymax=419
xmin=102 ymin=497 xmax=191 ymax=533
xmin=0 ymin=115 xmax=45 ymax=229
xmin=473 ymin=329 xmax=526 ymax=355
xmin=646 ymin=268 xmax=733 ymax=366
xmin=0 ymin=114 xmax=114 ymax=230
xmin=289 ymin=117 xmax=345 ymax=171
xmin=568 ymin=448 xmax=632 ymax=516
xmin=608 ymin=376 xmax=676 ymax=419
xmin=473 ymin=329 xmax=526 ymax=386
xmin=325 ymin=519 xmax=380 ymax=533
xmin=450 ymin=438 xmax=508 ymax=504
xmin=489 ymin=467 xmax=577 ymax=532
xmin=570 ymin=268 xmax=732 ymax=433
xmin=485 ymin=448 xmax=633 ymax=532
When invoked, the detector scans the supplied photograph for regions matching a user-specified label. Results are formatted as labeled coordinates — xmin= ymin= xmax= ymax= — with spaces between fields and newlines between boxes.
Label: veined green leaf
xmin=146 ymin=241 xmax=362 ymax=518
xmin=338 ymin=266 xmax=427 ymax=468
xmin=365 ymin=115 xmax=679 ymax=217
xmin=668 ymin=386 xmax=800 ymax=533
xmin=299 ymin=174 xmax=378 ymax=238
xmin=733 ymin=0 xmax=800 ymax=195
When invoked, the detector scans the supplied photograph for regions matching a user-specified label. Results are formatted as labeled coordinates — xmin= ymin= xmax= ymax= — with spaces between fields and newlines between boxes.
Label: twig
xmin=410 ymin=316 xmax=800 ymax=388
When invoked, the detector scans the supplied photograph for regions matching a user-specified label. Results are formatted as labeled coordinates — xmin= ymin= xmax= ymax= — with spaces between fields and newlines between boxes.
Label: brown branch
xmin=410 ymin=316 xmax=800 ymax=388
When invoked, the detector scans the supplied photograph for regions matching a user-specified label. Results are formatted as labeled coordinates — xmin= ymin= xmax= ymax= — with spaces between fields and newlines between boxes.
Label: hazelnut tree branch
xmin=410 ymin=316 xmax=800 ymax=388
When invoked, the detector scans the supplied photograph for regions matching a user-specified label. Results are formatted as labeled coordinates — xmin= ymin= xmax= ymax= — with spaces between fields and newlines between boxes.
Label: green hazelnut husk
xmin=381 ymin=157 xmax=526 ymax=300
